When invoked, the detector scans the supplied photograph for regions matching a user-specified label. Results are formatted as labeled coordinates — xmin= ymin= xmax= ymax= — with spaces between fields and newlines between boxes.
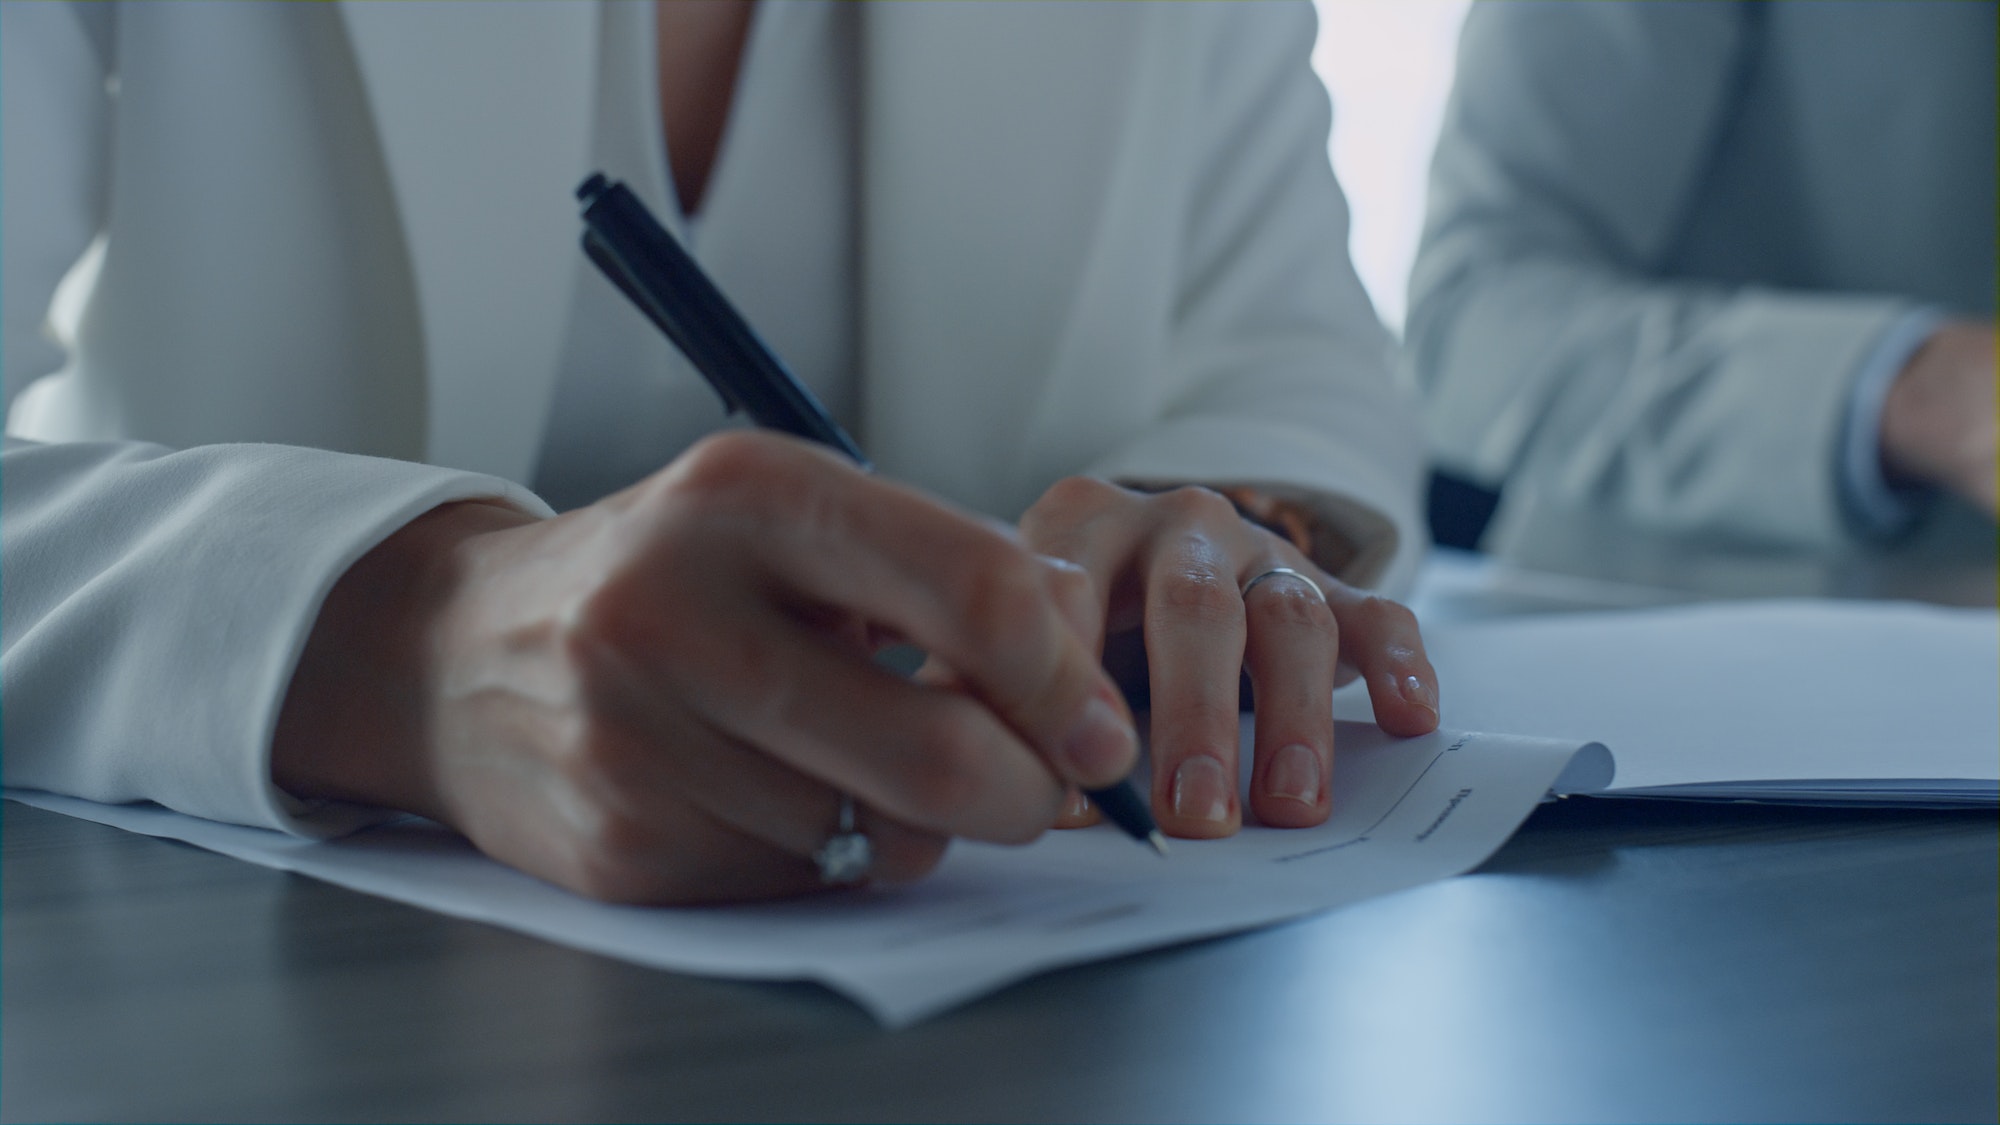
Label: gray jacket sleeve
xmin=1405 ymin=1 xmax=1922 ymax=550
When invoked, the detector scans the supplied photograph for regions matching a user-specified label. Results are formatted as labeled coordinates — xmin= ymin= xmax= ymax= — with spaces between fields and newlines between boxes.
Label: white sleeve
xmin=1082 ymin=0 xmax=1427 ymax=595
xmin=2 ymin=439 xmax=553 ymax=836
xmin=0 ymin=3 xmax=558 ymax=836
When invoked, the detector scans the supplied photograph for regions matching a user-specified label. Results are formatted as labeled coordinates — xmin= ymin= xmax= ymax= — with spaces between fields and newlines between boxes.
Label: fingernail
xmin=1265 ymin=743 xmax=1321 ymax=805
xmin=1171 ymin=755 xmax=1232 ymax=824
xmin=1400 ymin=673 xmax=1438 ymax=717
xmin=1061 ymin=694 xmax=1136 ymax=782
xmin=1064 ymin=789 xmax=1092 ymax=818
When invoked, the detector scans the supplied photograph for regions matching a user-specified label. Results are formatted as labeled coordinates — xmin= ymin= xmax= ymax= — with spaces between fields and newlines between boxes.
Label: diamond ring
xmin=813 ymin=794 xmax=873 ymax=885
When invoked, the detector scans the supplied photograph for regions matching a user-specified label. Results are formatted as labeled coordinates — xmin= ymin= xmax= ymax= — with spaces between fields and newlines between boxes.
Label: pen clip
xmin=581 ymin=232 xmax=741 ymax=415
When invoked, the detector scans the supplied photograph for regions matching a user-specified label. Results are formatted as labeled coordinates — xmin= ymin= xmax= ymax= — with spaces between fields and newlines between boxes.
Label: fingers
xmin=1322 ymin=585 xmax=1440 ymax=737
xmin=1137 ymin=491 xmax=1252 ymax=838
xmin=455 ymin=655 xmax=957 ymax=904
xmin=1036 ymin=554 xmax=1109 ymax=658
xmin=573 ymin=807 xmax=826 ymax=906
xmin=686 ymin=612 xmax=1074 ymax=844
xmin=582 ymin=691 xmax=955 ymax=881
xmin=560 ymin=794 xmax=940 ymax=907
xmin=1027 ymin=480 xmax=1260 ymax=837
xmin=657 ymin=433 xmax=1138 ymax=793
xmin=1018 ymin=477 xmax=1442 ymax=841
xmin=1018 ymin=475 xmax=1150 ymax=635
xmin=573 ymin=559 xmax=1071 ymax=846
xmin=1239 ymin=570 xmax=1339 ymax=829
xmin=414 ymin=440 xmax=1181 ymax=907
xmin=1053 ymin=786 xmax=1103 ymax=829
xmin=434 ymin=717 xmax=854 ymax=906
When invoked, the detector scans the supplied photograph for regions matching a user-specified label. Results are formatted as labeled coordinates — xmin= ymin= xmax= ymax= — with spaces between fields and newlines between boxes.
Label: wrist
xmin=272 ymin=500 xmax=538 ymax=818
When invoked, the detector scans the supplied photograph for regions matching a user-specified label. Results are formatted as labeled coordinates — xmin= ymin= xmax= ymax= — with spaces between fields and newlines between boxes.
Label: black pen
xmin=575 ymin=173 xmax=1167 ymax=857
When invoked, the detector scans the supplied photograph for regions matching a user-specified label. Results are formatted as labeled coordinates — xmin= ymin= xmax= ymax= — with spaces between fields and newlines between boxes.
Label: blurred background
xmin=1314 ymin=0 xmax=1491 ymax=547
xmin=1312 ymin=0 xmax=1470 ymax=337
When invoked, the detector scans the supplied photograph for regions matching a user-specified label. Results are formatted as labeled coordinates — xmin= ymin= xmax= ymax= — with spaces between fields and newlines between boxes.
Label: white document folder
xmin=1339 ymin=598 xmax=1999 ymax=807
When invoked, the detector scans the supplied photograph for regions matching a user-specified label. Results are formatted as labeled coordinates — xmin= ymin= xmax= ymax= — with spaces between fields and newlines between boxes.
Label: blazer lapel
xmin=857 ymin=3 xmax=1148 ymax=516
xmin=338 ymin=1 xmax=598 ymax=482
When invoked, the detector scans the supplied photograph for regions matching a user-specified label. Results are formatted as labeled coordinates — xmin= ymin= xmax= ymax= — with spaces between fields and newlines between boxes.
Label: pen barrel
xmin=1084 ymin=781 xmax=1160 ymax=846
xmin=578 ymin=178 xmax=869 ymax=467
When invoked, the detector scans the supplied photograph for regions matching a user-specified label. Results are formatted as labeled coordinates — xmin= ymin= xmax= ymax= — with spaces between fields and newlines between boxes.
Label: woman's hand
xmin=273 ymin=432 xmax=1140 ymax=904
xmin=1018 ymin=478 xmax=1439 ymax=838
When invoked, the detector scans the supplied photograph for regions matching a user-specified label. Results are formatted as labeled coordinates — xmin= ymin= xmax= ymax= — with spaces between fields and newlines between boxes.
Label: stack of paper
xmin=1336 ymin=599 xmax=1999 ymax=807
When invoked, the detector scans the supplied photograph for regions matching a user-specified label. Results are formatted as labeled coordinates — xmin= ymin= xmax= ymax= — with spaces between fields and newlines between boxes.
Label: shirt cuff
xmin=1840 ymin=309 xmax=1943 ymax=537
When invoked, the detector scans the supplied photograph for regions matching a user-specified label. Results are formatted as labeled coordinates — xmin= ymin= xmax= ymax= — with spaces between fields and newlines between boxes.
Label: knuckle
xmin=1157 ymin=485 xmax=1238 ymax=528
xmin=658 ymin=431 xmax=812 ymax=522
xmin=1155 ymin=567 xmax=1244 ymax=629
xmin=675 ymin=430 xmax=783 ymax=487
xmin=1038 ymin=474 xmax=1123 ymax=515
xmin=1021 ymin=478 xmax=1129 ymax=558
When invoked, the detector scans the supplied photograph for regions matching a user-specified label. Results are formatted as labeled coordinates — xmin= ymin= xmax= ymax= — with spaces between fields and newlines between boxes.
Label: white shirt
xmin=535 ymin=0 xmax=860 ymax=512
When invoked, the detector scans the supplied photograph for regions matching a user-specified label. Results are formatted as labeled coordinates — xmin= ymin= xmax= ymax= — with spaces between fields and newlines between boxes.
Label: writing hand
xmin=272 ymin=432 xmax=1138 ymax=903
xmin=1018 ymin=479 xmax=1439 ymax=838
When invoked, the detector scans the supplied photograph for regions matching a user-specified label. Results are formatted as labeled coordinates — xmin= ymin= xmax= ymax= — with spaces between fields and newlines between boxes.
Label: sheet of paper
xmin=6 ymin=722 xmax=1608 ymax=1027
xmin=1337 ymin=598 xmax=1998 ymax=804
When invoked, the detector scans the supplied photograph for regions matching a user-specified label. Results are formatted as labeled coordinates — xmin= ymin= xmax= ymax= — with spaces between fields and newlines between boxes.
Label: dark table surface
xmin=7 ymin=526 xmax=1997 ymax=1123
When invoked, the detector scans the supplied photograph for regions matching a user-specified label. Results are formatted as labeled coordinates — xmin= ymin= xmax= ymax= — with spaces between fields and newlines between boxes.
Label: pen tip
xmin=1148 ymin=832 xmax=1169 ymax=857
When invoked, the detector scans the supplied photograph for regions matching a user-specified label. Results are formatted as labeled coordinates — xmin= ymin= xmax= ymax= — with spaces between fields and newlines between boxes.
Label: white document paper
xmin=6 ymin=722 xmax=1609 ymax=1026
xmin=1338 ymin=599 xmax=1999 ymax=806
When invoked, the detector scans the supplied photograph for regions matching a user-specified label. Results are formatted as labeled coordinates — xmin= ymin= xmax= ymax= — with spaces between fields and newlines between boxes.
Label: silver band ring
xmin=813 ymin=794 xmax=873 ymax=885
xmin=1241 ymin=566 xmax=1327 ymax=605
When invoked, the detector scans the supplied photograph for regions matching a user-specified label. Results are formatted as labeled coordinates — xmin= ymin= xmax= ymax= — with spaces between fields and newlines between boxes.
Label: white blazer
xmin=1 ymin=1 xmax=1424 ymax=834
